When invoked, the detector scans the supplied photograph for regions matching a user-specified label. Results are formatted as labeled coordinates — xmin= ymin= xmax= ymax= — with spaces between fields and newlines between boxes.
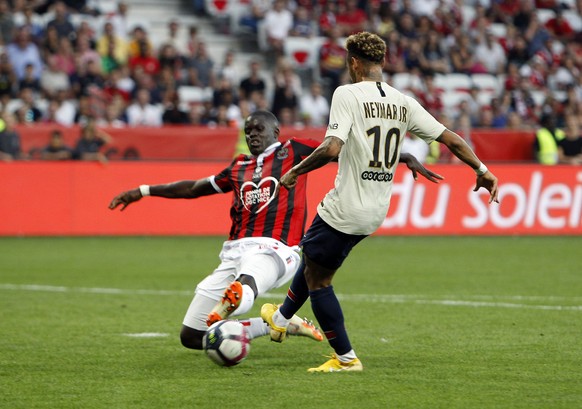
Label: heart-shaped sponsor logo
xmin=240 ymin=176 xmax=279 ymax=214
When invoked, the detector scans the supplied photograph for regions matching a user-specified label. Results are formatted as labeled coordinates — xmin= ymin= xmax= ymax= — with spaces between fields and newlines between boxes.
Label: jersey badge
xmin=276 ymin=147 xmax=289 ymax=160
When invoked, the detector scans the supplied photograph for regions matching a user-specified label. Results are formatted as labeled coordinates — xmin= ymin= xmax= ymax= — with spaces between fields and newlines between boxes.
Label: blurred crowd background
xmin=0 ymin=0 xmax=581 ymax=164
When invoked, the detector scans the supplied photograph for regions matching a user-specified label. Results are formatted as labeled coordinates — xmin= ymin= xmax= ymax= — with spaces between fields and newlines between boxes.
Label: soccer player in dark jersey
xmin=109 ymin=110 xmax=442 ymax=350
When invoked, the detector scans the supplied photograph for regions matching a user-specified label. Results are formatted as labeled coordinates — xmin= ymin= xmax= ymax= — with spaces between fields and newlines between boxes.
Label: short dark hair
xmin=249 ymin=110 xmax=279 ymax=127
xmin=346 ymin=32 xmax=386 ymax=64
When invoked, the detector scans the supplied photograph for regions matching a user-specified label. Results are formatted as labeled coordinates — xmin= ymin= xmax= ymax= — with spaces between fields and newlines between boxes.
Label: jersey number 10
xmin=367 ymin=126 xmax=401 ymax=169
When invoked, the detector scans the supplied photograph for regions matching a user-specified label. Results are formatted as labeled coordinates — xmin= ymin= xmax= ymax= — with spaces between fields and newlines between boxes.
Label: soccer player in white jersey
xmin=261 ymin=32 xmax=499 ymax=372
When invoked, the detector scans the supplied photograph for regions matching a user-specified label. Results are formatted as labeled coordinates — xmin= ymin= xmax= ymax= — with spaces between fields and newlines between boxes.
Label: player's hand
xmin=404 ymin=157 xmax=444 ymax=184
xmin=108 ymin=189 xmax=142 ymax=211
xmin=474 ymin=172 xmax=499 ymax=204
xmin=280 ymin=169 xmax=299 ymax=190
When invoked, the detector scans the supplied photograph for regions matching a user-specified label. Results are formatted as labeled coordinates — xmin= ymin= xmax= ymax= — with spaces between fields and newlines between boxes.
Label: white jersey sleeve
xmin=318 ymin=81 xmax=445 ymax=235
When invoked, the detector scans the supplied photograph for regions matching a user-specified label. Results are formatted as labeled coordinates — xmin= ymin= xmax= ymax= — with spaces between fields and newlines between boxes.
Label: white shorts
xmin=182 ymin=237 xmax=301 ymax=331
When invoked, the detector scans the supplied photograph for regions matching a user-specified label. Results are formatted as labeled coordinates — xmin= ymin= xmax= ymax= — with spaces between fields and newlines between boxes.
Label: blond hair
xmin=346 ymin=32 xmax=386 ymax=64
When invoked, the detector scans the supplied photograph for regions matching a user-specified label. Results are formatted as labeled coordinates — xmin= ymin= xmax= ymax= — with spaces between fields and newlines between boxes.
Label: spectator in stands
xmin=464 ymin=85 xmax=483 ymax=126
xmin=74 ymin=94 xmax=96 ymax=125
xmin=125 ymin=87 xmax=163 ymax=127
xmin=132 ymin=69 xmax=162 ymax=103
xmin=161 ymin=18 xmax=188 ymax=56
xmin=54 ymin=36 xmax=76 ymax=76
xmin=157 ymin=66 xmax=178 ymax=100
xmin=524 ymin=15 xmax=552 ymax=57
xmin=186 ymin=25 xmax=201 ymax=57
xmin=450 ymin=35 xmax=486 ymax=74
xmin=41 ymin=129 xmax=73 ymax=160
xmin=510 ymin=75 xmax=537 ymax=125
xmin=489 ymin=96 xmax=512 ymax=128
xmin=271 ymin=66 xmax=299 ymax=124
xmin=162 ymin=89 xmax=189 ymax=125
xmin=158 ymin=43 xmax=184 ymax=79
xmin=547 ymin=55 xmax=578 ymax=91
xmin=128 ymin=26 xmax=153 ymax=59
xmin=506 ymin=33 xmax=531 ymax=67
xmin=545 ymin=7 xmax=576 ymax=41
xmin=559 ymin=115 xmax=582 ymax=164
xmin=76 ymin=35 xmax=101 ymax=70
xmin=212 ymin=76 xmax=237 ymax=107
xmin=100 ymin=38 xmax=123 ymax=74
xmin=474 ymin=29 xmax=507 ymax=75
xmin=72 ymin=117 xmax=113 ymax=162
xmin=383 ymin=30 xmax=406 ymax=76
xmin=421 ymin=30 xmax=450 ymax=74
xmin=534 ymin=113 xmax=565 ymax=164
xmin=73 ymin=59 xmax=105 ymax=98
xmin=0 ymin=113 xmax=25 ymax=161
xmin=319 ymin=26 xmax=347 ymax=94
xmin=336 ymin=0 xmax=368 ymax=36
xmin=396 ymin=12 xmax=418 ymax=40
xmin=40 ymin=54 xmax=70 ymax=99
xmin=129 ymin=37 xmax=160 ymax=77
xmin=506 ymin=111 xmax=526 ymax=129
xmin=239 ymin=60 xmax=266 ymax=101
xmin=416 ymin=74 xmax=444 ymax=117
xmin=299 ymin=82 xmax=329 ymax=127
xmin=289 ymin=6 xmax=315 ymax=38
xmin=13 ymin=87 xmax=43 ymax=124
xmin=13 ymin=4 xmax=44 ymax=44
xmin=0 ymin=52 xmax=16 ymax=98
xmin=263 ymin=0 xmax=293 ymax=56
xmin=239 ymin=0 xmax=270 ymax=34
xmin=6 ymin=26 xmax=43 ymax=81
xmin=403 ymin=39 xmax=424 ymax=72
xmin=372 ymin=2 xmax=396 ymax=40
xmin=0 ymin=0 xmax=14 ymax=47
xmin=186 ymin=41 xmax=215 ymax=88
xmin=513 ymin=0 xmax=537 ymax=33
xmin=97 ymin=95 xmax=127 ymax=128
xmin=97 ymin=21 xmax=129 ymax=68
xmin=318 ymin=0 xmax=338 ymax=36
xmin=273 ymin=57 xmax=302 ymax=97
xmin=46 ymin=1 xmax=76 ymax=41
xmin=18 ymin=62 xmax=41 ymax=94
xmin=109 ymin=1 xmax=130 ymax=40
xmin=216 ymin=49 xmax=239 ymax=90
xmin=52 ymin=89 xmax=77 ymax=126
xmin=219 ymin=89 xmax=242 ymax=127
xmin=42 ymin=24 xmax=60 ymax=55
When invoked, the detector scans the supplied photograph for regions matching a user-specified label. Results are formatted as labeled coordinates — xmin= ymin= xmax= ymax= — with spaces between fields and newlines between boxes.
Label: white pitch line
xmin=1 ymin=284 xmax=582 ymax=312
xmin=122 ymin=333 xmax=169 ymax=338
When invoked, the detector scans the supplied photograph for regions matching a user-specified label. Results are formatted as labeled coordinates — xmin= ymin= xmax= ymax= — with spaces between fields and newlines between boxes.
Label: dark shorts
xmin=300 ymin=214 xmax=368 ymax=270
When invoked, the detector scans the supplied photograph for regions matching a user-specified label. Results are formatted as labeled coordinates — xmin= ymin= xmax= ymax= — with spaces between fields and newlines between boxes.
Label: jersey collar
xmin=254 ymin=142 xmax=281 ymax=166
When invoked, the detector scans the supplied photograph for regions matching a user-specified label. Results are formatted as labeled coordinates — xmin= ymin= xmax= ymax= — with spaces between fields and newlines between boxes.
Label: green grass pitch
xmin=1 ymin=236 xmax=581 ymax=409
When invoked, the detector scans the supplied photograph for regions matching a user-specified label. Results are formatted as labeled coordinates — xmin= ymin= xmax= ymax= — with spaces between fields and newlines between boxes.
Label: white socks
xmin=231 ymin=284 xmax=255 ymax=316
xmin=272 ymin=309 xmax=290 ymax=328
xmin=337 ymin=349 xmax=357 ymax=362
xmin=240 ymin=317 xmax=269 ymax=339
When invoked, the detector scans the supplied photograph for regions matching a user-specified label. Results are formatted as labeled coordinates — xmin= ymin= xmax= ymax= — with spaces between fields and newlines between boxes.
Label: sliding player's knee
xmin=237 ymin=274 xmax=258 ymax=298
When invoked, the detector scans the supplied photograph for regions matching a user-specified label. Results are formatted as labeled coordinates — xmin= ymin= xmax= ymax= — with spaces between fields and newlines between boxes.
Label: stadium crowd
xmin=0 ymin=0 xmax=581 ymax=164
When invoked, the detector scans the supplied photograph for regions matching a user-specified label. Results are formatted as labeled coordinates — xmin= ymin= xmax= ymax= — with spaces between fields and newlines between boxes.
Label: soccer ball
xmin=203 ymin=320 xmax=251 ymax=367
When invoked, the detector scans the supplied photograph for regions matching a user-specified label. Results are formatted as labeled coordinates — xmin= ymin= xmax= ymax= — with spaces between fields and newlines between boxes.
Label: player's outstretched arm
xmin=280 ymin=136 xmax=344 ymax=190
xmin=436 ymin=129 xmax=499 ymax=204
xmin=108 ymin=179 xmax=217 ymax=211
xmin=399 ymin=153 xmax=444 ymax=184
